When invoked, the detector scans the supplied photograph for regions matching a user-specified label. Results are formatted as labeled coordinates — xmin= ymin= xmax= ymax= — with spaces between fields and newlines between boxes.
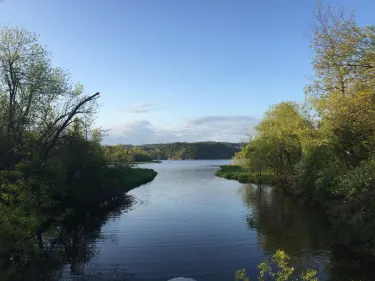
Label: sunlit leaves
xmin=235 ymin=250 xmax=318 ymax=281
xmin=240 ymin=102 xmax=314 ymax=183
xmin=308 ymin=2 xmax=375 ymax=97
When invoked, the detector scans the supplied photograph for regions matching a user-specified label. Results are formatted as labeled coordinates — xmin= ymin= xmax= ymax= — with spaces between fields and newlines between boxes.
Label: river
xmin=54 ymin=160 xmax=375 ymax=281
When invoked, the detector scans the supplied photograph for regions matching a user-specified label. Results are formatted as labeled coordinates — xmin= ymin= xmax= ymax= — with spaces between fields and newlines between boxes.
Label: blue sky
xmin=1 ymin=0 xmax=374 ymax=144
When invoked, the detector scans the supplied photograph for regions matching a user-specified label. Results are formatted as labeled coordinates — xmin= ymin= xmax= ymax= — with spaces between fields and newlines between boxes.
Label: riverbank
xmin=215 ymin=164 xmax=375 ymax=260
xmin=50 ymin=160 xmax=375 ymax=281
xmin=66 ymin=167 xmax=157 ymax=220
xmin=215 ymin=165 xmax=275 ymax=185
xmin=0 ymin=164 xmax=158 ymax=281
xmin=121 ymin=167 xmax=158 ymax=190
xmin=70 ymin=166 xmax=158 ymax=216
xmin=130 ymin=160 xmax=162 ymax=164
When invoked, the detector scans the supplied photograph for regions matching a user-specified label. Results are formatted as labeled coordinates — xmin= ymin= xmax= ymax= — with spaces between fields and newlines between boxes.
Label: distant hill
xmin=137 ymin=141 xmax=243 ymax=160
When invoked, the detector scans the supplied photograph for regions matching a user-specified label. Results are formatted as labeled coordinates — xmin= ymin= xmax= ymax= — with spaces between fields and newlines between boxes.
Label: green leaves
xmin=237 ymin=2 xmax=375 ymax=258
xmin=235 ymin=250 xmax=318 ymax=281
xmin=235 ymin=268 xmax=249 ymax=281
xmin=240 ymin=102 xmax=313 ymax=184
xmin=309 ymin=3 xmax=375 ymax=97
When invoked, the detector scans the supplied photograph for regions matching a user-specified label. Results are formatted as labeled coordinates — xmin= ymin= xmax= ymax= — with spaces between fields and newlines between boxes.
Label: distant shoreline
xmin=129 ymin=160 xmax=162 ymax=164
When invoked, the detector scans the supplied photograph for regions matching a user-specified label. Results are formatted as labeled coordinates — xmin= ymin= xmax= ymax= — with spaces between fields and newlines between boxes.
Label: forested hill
xmin=138 ymin=142 xmax=243 ymax=160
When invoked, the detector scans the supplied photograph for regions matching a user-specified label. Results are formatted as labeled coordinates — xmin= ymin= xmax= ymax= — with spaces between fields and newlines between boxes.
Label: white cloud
xmin=103 ymin=115 xmax=260 ymax=145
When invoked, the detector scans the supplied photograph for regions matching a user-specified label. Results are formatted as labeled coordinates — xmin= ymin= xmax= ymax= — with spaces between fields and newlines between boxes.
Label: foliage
xmin=239 ymin=3 xmax=375 ymax=256
xmin=235 ymin=250 xmax=318 ymax=281
xmin=139 ymin=141 xmax=241 ymax=160
xmin=105 ymin=142 xmax=240 ymax=162
xmin=104 ymin=145 xmax=153 ymax=163
xmin=0 ymin=26 xmax=157 ymax=280
xmin=215 ymin=165 xmax=275 ymax=184
xmin=237 ymin=102 xmax=314 ymax=185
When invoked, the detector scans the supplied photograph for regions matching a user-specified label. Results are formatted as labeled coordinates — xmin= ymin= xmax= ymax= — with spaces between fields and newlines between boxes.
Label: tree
xmin=0 ymin=26 xmax=100 ymax=167
xmin=318 ymin=89 xmax=375 ymax=166
xmin=249 ymin=102 xmax=313 ymax=183
xmin=308 ymin=2 xmax=375 ymax=98
xmin=0 ymin=25 xmax=160 ymax=280
xmin=234 ymin=139 xmax=266 ymax=177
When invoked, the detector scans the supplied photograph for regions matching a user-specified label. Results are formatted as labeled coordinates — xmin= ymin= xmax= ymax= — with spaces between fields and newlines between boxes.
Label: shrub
xmin=235 ymin=250 xmax=318 ymax=281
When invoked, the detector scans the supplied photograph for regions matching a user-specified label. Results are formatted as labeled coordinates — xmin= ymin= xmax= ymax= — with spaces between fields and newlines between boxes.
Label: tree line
xmin=0 ymin=26 xmax=156 ymax=280
xmin=103 ymin=145 xmax=154 ymax=163
xmin=139 ymin=141 xmax=242 ymax=160
xmin=105 ymin=141 xmax=242 ymax=160
xmin=235 ymin=4 xmax=375 ymax=256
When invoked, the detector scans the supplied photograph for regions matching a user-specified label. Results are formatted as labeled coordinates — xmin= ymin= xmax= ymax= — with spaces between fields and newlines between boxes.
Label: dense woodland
xmin=104 ymin=142 xmax=242 ymax=161
xmin=104 ymin=145 xmax=154 ymax=163
xmin=0 ymin=26 xmax=156 ymax=280
xmin=235 ymin=4 xmax=375 ymax=256
xmin=139 ymin=142 xmax=242 ymax=160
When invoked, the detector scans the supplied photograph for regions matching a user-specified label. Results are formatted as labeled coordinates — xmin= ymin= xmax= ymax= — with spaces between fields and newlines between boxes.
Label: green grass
xmin=121 ymin=167 xmax=158 ymax=190
xmin=60 ymin=167 xmax=158 ymax=223
xmin=215 ymin=165 xmax=275 ymax=185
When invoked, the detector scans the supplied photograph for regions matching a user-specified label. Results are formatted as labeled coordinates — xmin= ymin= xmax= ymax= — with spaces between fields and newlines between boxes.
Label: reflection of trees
xmin=241 ymin=184 xmax=331 ymax=257
xmin=38 ymin=195 xmax=134 ymax=281
xmin=324 ymin=243 xmax=375 ymax=281
xmin=241 ymin=184 xmax=375 ymax=281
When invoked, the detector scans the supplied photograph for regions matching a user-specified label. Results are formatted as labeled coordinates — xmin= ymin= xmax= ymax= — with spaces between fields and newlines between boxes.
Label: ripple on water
xmin=168 ymin=278 xmax=196 ymax=281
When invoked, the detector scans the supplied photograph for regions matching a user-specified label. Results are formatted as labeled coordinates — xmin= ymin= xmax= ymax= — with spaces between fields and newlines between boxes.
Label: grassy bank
xmin=29 ymin=169 xmax=157 ymax=281
xmin=215 ymin=165 xmax=275 ymax=185
xmin=122 ymin=167 xmax=158 ymax=189
xmin=59 ymin=166 xmax=158 ymax=223
xmin=67 ymin=166 xmax=158 ymax=215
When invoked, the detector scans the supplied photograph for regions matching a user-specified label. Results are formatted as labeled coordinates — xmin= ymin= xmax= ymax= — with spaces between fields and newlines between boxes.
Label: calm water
xmin=54 ymin=160 xmax=375 ymax=281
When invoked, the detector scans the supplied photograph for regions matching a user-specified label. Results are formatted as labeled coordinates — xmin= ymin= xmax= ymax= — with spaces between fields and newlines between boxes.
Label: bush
xmin=292 ymin=143 xmax=344 ymax=199
xmin=215 ymin=165 xmax=275 ymax=185
xmin=236 ymin=249 xmax=318 ymax=281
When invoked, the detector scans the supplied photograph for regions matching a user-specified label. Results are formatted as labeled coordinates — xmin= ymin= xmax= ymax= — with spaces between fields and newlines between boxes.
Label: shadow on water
xmin=34 ymin=195 xmax=136 ymax=281
xmin=240 ymin=184 xmax=375 ymax=281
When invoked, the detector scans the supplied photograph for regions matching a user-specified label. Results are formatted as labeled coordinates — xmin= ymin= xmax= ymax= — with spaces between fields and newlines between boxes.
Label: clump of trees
xmin=104 ymin=145 xmax=153 ymax=163
xmin=237 ymin=3 xmax=375 ymax=255
xmin=0 ymin=26 xmax=156 ymax=280
xmin=140 ymin=141 xmax=241 ymax=160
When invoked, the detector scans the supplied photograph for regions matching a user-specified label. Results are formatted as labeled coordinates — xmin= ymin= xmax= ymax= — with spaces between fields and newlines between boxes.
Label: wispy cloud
xmin=103 ymin=115 xmax=260 ymax=145
xmin=120 ymin=103 xmax=156 ymax=113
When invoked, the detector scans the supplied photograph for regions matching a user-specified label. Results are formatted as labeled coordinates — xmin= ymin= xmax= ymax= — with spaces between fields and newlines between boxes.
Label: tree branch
xmin=41 ymin=92 xmax=100 ymax=160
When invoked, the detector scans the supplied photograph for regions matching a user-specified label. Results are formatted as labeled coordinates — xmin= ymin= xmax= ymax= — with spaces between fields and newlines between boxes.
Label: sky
xmin=1 ymin=0 xmax=374 ymax=145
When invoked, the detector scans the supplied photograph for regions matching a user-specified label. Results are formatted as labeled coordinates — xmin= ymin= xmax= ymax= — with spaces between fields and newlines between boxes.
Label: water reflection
xmin=35 ymin=167 xmax=375 ymax=281
xmin=241 ymin=184 xmax=331 ymax=255
xmin=6 ymin=159 xmax=371 ymax=281
xmin=43 ymin=196 xmax=135 ymax=281
xmin=240 ymin=184 xmax=375 ymax=281
xmin=50 ymin=164 xmax=375 ymax=281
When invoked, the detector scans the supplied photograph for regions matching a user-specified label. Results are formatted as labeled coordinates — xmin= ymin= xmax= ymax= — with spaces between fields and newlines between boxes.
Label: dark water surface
xmin=55 ymin=160 xmax=375 ymax=281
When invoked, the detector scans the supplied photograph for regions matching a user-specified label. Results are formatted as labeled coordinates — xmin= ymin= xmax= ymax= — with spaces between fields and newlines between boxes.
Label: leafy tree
xmin=308 ymin=2 xmax=375 ymax=98
xmin=0 ymin=26 xmax=157 ymax=280
xmin=0 ymin=26 xmax=100 ymax=167
xmin=243 ymin=102 xmax=313 ymax=184
xmin=238 ymin=3 xmax=375 ymax=255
